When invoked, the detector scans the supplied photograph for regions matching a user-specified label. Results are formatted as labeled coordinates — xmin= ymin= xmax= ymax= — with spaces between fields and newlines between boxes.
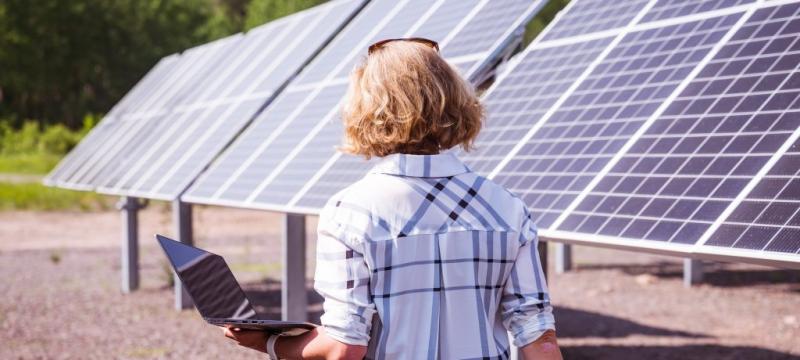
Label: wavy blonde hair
xmin=340 ymin=41 xmax=484 ymax=159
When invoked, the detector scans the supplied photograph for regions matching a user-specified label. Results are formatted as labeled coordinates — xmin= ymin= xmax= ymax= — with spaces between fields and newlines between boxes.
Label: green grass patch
xmin=0 ymin=181 xmax=113 ymax=211
xmin=0 ymin=153 xmax=62 ymax=174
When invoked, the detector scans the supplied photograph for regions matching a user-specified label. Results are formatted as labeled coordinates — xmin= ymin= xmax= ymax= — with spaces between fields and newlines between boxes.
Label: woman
xmin=224 ymin=38 xmax=561 ymax=360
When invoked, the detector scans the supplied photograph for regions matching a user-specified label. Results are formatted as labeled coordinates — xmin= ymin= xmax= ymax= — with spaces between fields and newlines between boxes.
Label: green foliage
xmin=0 ymin=181 xmax=112 ymax=211
xmin=0 ymin=0 xmax=240 ymax=129
xmin=524 ymin=0 xmax=571 ymax=45
xmin=0 ymin=117 xmax=92 ymax=174
xmin=244 ymin=0 xmax=326 ymax=30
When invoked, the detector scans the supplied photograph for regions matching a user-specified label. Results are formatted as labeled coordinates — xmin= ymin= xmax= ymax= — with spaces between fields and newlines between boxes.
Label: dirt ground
xmin=0 ymin=206 xmax=798 ymax=359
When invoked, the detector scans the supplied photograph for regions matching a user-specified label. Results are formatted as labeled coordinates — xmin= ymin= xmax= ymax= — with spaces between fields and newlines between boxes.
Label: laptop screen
xmin=158 ymin=235 xmax=256 ymax=320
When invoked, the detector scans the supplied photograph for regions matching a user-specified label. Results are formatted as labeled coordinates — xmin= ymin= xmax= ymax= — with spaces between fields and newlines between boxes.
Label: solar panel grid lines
xmin=190 ymin=0 xmax=414 ymax=202
xmin=98 ymin=7 xmax=319 ymax=196
xmin=641 ymin=0 xmax=756 ymax=23
xmin=43 ymin=55 xmax=183 ymax=188
xmin=556 ymin=2 xmax=796 ymax=247
xmin=690 ymin=2 xmax=800 ymax=257
xmin=701 ymin=133 xmax=800 ymax=254
xmin=58 ymin=48 xmax=218 ymax=188
xmin=540 ymin=0 xmax=651 ymax=41
xmin=262 ymin=0 xmax=548 ymax=210
xmin=240 ymin=0 xmax=466 ymax=206
xmin=97 ymin=37 xmax=262 ymax=193
xmin=74 ymin=37 xmax=244 ymax=189
xmin=450 ymin=0 xmax=549 ymax=84
xmin=463 ymin=38 xmax=617 ymax=176
xmin=483 ymin=1 xmax=661 ymax=182
xmin=548 ymin=8 xmax=761 ymax=234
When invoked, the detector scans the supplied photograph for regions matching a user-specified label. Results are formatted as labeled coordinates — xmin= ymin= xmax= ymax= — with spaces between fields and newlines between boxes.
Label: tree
xmin=0 ymin=0 xmax=238 ymax=128
xmin=244 ymin=0 xmax=325 ymax=30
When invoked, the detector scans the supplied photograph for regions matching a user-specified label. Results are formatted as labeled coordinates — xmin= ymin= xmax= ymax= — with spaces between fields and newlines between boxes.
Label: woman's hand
xmin=222 ymin=326 xmax=269 ymax=353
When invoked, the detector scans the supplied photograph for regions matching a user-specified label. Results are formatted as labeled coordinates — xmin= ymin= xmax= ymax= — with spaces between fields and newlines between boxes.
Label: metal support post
xmin=555 ymin=243 xmax=573 ymax=274
xmin=282 ymin=213 xmax=307 ymax=321
xmin=683 ymin=258 xmax=703 ymax=288
xmin=173 ymin=200 xmax=194 ymax=310
xmin=118 ymin=197 xmax=141 ymax=294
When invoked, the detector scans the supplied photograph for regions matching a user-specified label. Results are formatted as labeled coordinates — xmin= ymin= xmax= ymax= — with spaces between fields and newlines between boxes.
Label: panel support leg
xmin=119 ymin=197 xmax=141 ymax=294
xmin=283 ymin=213 xmax=307 ymax=321
xmin=173 ymin=200 xmax=194 ymax=310
xmin=555 ymin=243 xmax=573 ymax=274
xmin=683 ymin=258 xmax=703 ymax=288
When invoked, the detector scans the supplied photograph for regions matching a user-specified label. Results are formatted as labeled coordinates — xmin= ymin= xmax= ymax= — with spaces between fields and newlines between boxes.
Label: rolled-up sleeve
xmin=500 ymin=212 xmax=556 ymax=347
xmin=313 ymin=211 xmax=376 ymax=346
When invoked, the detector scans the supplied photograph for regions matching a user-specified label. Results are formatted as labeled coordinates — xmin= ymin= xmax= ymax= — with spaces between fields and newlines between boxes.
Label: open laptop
xmin=156 ymin=234 xmax=316 ymax=336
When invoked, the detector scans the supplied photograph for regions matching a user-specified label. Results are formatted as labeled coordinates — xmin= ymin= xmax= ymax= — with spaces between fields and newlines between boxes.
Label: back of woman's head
xmin=341 ymin=40 xmax=484 ymax=159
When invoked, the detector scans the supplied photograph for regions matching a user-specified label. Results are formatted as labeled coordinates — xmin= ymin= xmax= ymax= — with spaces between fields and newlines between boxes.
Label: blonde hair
xmin=340 ymin=41 xmax=484 ymax=159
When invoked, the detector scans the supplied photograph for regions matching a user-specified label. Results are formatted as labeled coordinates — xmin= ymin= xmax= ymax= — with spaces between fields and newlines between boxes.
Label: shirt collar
xmin=370 ymin=152 xmax=471 ymax=178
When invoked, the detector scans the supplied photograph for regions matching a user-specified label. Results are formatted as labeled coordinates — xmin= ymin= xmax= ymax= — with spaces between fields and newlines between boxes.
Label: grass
xmin=0 ymin=181 xmax=113 ymax=211
xmin=0 ymin=153 xmax=61 ymax=174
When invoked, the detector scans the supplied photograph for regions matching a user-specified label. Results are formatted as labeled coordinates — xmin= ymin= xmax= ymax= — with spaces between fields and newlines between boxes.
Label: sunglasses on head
xmin=368 ymin=37 xmax=439 ymax=55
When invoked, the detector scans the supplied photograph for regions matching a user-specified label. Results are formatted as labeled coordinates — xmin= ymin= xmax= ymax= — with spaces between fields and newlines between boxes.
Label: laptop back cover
xmin=157 ymin=234 xmax=256 ymax=320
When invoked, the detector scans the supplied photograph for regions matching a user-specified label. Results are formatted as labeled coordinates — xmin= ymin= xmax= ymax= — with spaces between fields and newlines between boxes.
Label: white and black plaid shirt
xmin=314 ymin=152 xmax=555 ymax=359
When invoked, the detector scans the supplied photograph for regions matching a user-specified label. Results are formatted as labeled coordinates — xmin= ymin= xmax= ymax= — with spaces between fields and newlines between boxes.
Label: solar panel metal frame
xmin=183 ymin=0 xmax=548 ymax=213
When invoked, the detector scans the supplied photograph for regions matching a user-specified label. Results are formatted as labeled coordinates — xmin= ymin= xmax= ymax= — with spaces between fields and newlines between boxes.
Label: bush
xmin=38 ymin=124 xmax=78 ymax=154
xmin=0 ymin=116 xmax=95 ymax=174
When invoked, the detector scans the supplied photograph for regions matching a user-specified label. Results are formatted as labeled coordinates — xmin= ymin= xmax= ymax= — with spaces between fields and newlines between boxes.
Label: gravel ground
xmin=0 ymin=206 xmax=798 ymax=359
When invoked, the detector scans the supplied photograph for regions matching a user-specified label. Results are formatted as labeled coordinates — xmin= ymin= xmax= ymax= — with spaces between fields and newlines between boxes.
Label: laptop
xmin=156 ymin=234 xmax=317 ymax=336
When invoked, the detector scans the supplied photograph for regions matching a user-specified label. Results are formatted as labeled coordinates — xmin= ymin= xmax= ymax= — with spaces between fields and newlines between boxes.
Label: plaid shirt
xmin=313 ymin=153 xmax=555 ymax=359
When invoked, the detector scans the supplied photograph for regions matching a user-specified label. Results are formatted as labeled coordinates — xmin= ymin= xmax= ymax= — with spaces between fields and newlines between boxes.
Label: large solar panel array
xmin=184 ymin=0 xmax=547 ymax=210
xmin=464 ymin=0 xmax=800 ymax=267
xmin=44 ymin=0 xmax=366 ymax=198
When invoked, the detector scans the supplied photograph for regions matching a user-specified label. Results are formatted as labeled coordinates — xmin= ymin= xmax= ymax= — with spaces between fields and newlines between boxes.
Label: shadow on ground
xmin=561 ymin=344 xmax=799 ymax=360
xmin=576 ymin=261 xmax=800 ymax=289
xmin=554 ymin=306 xmax=703 ymax=339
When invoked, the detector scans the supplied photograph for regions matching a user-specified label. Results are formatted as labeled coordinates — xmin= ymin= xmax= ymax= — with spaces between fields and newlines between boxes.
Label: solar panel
xmin=46 ymin=45 xmax=221 ymax=190
xmin=641 ymin=0 xmax=755 ymax=23
xmin=45 ymin=0 xmax=366 ymax=199
xmin=184 ymin=0 xmax=547 ymax=211
xmin=554 ymin=2 xmax=799 ymax=253
xmin=66 ymin=36 xmax=244 ymax=191
xmin=43 ymin=55 xmax=182 ymax=189
xmin=540 ymin=0 xmax=649 ymax=41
